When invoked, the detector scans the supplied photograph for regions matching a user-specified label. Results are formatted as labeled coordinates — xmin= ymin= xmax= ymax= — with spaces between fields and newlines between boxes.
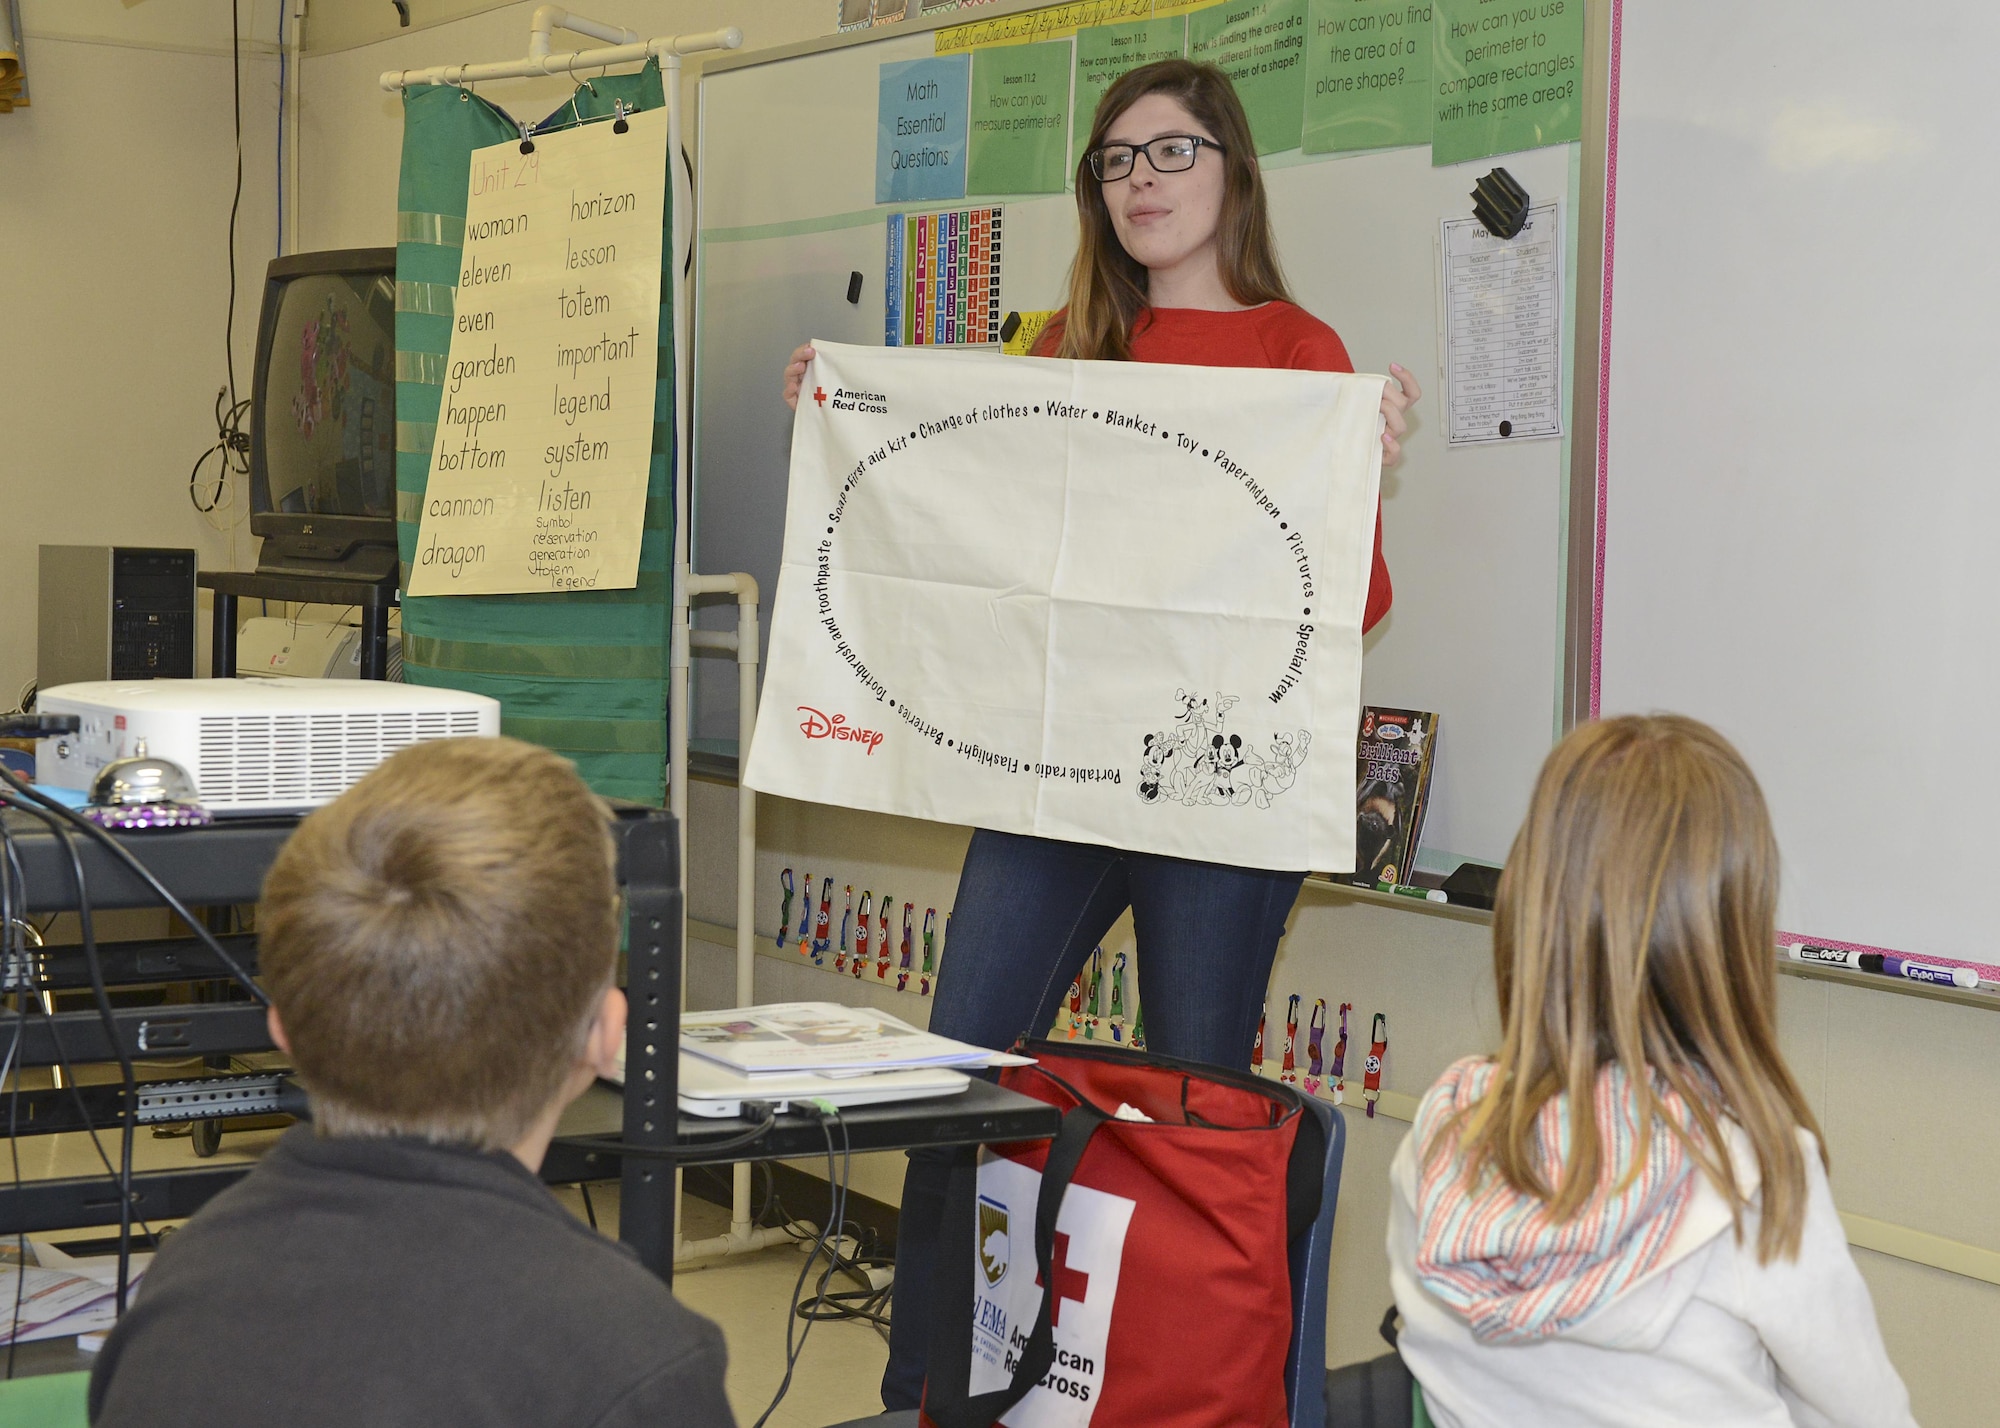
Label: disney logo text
xmin=797 ymin=706 xmax=885 ymax=755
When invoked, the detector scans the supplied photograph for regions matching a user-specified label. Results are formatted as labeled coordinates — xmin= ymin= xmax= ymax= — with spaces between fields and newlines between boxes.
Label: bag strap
xmin=927 ymin=1100 xmax=1111 ymax=1428
xmin=1285 ymin=1099 xmax=1327 ymax=1241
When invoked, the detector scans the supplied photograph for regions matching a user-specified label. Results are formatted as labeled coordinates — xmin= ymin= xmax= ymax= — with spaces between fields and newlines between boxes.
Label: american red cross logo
xmin=1034 ymin=1231 xmax=1090 ymax=1328
xmin=812 ymin=386 xmax=827 ymax=406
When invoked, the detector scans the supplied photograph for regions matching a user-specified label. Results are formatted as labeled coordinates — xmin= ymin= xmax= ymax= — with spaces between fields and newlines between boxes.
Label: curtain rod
xmin=378 ymin=6 xmax=739 ymax=92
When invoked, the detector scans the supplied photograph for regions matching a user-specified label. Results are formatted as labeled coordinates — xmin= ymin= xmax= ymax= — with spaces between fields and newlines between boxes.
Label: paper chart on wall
xmin=1440 ymin=201 xmax=1562 ymax=446
xmin=407 ymin=108 xmax=667 ymax=596
xmin=743 ymin=342 xmax=1386 ymax=874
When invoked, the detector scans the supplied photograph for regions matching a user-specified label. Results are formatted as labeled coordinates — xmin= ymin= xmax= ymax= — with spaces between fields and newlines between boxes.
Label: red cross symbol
xmin=812 ymin=386 xmax=828 ymax=406
xmin=1034 ymin=1232 xmax=1091 ymax=1328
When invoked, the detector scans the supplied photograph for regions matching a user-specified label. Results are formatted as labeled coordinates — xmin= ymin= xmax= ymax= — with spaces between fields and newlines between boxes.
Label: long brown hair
xmin=1053 ymin=59 xmax=1290 ymax=361
xmin=1441 ymin=715 xmax=1825 ymax=1262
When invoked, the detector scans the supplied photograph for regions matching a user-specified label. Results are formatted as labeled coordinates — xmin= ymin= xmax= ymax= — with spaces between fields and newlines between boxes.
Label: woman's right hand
xmin=781 ymin=343 xmax=816 ymax=412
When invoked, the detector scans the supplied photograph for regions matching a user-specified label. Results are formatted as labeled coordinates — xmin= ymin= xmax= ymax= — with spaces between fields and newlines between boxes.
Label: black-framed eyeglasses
xmin=1086 ymin=134 xmax=1225 ymax=182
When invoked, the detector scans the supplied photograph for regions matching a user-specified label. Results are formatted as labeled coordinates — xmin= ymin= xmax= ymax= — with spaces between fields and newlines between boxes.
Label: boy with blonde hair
xmin=90 ymin=737 xmax=734 ymax=1428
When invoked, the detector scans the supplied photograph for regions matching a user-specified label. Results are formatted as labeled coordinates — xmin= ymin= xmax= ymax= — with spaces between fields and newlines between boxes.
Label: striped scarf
xmin=1412 ymin=1057 xmax=1700 ymax=1344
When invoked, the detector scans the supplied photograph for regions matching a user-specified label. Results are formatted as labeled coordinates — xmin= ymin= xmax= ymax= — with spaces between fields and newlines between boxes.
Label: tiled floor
xmin=9 ymin=1116 xmax=892 ymax=1428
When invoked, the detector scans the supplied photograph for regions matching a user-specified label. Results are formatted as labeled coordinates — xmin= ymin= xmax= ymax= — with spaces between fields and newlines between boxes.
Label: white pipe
xmin=675 ymin=1223 xmax=795 ymax=1269
xmin=378 ymin=26 xmax=740 ymax=92
xmin=666 ymin=59 xmax=771 ymax=1266
xmin=530 ymin=6 xmax=640 ymax=60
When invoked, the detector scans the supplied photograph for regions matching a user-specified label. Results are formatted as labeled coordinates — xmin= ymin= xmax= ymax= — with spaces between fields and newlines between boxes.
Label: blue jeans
xmin=880 ymin=829 xmax=1304 ymax=1410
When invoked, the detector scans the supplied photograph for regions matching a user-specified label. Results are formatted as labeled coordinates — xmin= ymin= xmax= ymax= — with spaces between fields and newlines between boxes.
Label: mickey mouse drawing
xmin=1135 ymin=691 xmax=1309 ymax=810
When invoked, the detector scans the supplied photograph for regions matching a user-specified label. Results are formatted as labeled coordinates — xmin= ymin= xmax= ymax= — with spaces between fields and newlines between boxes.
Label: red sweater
xmin=1036 ymin=302 xmax=1391 ymax=631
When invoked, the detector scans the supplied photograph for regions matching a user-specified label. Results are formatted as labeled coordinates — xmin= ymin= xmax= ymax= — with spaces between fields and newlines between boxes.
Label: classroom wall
xmin=291 ymin=9 xmax=2000 ymax=1424
xmin=0 ymin=1 xmax=282 ymax=702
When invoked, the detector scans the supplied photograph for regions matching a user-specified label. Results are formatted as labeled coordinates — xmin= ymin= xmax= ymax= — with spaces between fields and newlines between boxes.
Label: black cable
xmin=752 ymin=1107 xmax=850 ymax=1428
xmin=0 ymin=801 xmax=167 ymax=1319
xmin=189 ymin=388 xmax=252 ymax=516
xmin=6 ymin=966 xmax=27 ymax=1380
xmin=767 ymin=1151 xmax=893 ymax=1336
xmin=579 ymin=1183 xmax=598 ymax=1231
xmin=0 ymin=769 xmax=267 ymax=1007
xmin=3 ymin=816 xmax=37 ymax=1376
xmin=275 ymin=0 xmax=285 ymax=259
xmin=38 ymin=1002 xmax=159 ymax=1249
xmin=553 ymin=1108 xmax=778 ymax=1163
xmin=47 ymin=823 xmax=137 ymax=1314
xmin=0 ymin=833 xmax=143 ymax=1201
xmin=190 ymin=0 xmax=252 ymax=518
xmin=226 ymin=0 xmax=244 ymax=410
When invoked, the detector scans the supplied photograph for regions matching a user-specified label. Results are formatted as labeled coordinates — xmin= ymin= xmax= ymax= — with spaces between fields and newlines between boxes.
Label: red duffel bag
xmin=920 ymin=1039 xmax=1324 ymax=1428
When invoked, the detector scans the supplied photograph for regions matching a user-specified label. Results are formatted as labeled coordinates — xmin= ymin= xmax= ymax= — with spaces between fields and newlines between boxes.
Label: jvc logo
xmin=798 ymin=706 xmax=885 ymax=754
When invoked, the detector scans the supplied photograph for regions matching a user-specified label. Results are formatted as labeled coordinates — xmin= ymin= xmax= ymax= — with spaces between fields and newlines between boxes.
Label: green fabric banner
xmin=395 ymin=69 xmax=674 ymax=804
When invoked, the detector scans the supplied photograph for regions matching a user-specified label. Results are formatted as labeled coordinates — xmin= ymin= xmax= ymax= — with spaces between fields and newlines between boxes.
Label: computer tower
xmin=37 ymin=546 xmax=198 ymax=690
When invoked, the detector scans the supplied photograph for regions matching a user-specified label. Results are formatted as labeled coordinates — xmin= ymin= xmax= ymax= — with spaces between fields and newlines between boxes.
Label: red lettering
xmin=797 ymin=705 xmax=884 ymax=755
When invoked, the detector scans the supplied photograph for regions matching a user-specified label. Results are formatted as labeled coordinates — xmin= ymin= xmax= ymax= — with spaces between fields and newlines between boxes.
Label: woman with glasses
xmin=783 ymin=58 xmax=1420 ymax=1408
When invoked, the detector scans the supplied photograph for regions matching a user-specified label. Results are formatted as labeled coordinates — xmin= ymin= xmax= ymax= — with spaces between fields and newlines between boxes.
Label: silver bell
xmin=89 ymin=755 xmax=201 ymax=808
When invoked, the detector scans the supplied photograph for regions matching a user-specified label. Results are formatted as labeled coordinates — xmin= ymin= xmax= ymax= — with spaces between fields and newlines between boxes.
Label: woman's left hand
xmin=1380 ymin=363 xmax=1422 ymax=467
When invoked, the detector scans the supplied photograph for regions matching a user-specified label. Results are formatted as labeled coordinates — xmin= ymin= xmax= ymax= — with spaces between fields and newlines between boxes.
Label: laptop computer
xmin=606 ymin=1047 xmax=974 ymax=1118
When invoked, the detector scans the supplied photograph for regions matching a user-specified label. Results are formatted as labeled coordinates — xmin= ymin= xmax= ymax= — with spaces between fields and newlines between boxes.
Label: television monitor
xmin=249 ymin=249 xmax=400 ymax=582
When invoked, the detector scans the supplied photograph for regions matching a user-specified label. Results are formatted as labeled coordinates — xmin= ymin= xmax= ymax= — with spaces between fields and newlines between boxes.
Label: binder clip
xmin=612 ymin=99 xmax=631 ymax=135
xmin=518 ymin=120 xmax=536 ymax=156
xmin=1471 ymin=167 xmax=1528 ymax=239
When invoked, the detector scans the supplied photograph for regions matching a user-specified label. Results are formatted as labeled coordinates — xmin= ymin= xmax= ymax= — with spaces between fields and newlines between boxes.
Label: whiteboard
xmin=695 ymin=24 xmax=1587 ymax=868
xmin=1600 ymin=3 xmax=2000 ymax=963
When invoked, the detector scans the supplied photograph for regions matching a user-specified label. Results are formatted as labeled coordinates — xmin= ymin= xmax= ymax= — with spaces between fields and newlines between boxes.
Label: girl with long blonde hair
xmin=1390 ymin=715 xmax=1914 ymax=1426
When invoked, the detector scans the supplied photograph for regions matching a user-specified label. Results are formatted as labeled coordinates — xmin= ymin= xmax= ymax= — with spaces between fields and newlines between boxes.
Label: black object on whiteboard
xmin=847 ymin=271 xmax=864 ymax=305
xmin=1471 ymin=168 xmax=1529 ymax=240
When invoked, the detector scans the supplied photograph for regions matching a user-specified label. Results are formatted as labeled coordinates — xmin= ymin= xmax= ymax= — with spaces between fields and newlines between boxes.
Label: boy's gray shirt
xmin=89 ymin=1124 xmax=736 ymax=1428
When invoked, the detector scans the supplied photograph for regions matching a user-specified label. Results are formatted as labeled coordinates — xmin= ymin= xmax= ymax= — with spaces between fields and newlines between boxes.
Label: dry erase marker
xmin=1864 ymin=953 xmax=1981 ymax=990
xmin=1788 ymin=942 xmax=1865 ymax=969
xmin=1378 ymin=882 xmax=1447 ymax=903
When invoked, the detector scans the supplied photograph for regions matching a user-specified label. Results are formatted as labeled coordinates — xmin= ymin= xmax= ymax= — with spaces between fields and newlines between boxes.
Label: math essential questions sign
xmin=408 ymin=107 xmax=666 ymax=596
xmin=745 ymin=342 xmax=1385 ymax=873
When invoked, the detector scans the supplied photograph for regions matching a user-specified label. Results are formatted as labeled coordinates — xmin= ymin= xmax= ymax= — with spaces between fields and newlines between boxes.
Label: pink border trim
xmin=1777 ymin=931 xmax=2000 ymax=985
xmin=1588 ymin=0 xmax=1623 ymax=721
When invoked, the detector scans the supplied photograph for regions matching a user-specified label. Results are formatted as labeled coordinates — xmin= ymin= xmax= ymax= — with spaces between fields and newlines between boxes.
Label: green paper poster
xmin=1430 ymin=0 xmax=1582 ymax=166
xmin=1188 ymin=0 xmax=1307 ymax=156
xmin=1073 ymin=16 xmax=1188 ymax=160
xmin=1301 ymin=0 xmax=1432 ymax=153
xmin=968 ymin=40 xmax=1072 ymax=193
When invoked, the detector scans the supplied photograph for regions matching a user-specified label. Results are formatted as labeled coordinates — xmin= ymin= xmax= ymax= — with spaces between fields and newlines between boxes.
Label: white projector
xmin=36 ymin=678 xmax=501 ymax=814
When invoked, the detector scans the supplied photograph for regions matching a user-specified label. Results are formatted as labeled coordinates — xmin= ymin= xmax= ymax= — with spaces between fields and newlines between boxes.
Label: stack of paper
xmin=681 ymin=1003 xmax=1023 ymax=1077
xmin=0 ymin=1241 xmax=152 ymax=1345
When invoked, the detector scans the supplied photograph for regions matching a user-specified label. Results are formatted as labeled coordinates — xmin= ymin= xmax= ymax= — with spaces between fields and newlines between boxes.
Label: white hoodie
xmin=1387 ymin=1124 xmax=1918 ymax=1428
